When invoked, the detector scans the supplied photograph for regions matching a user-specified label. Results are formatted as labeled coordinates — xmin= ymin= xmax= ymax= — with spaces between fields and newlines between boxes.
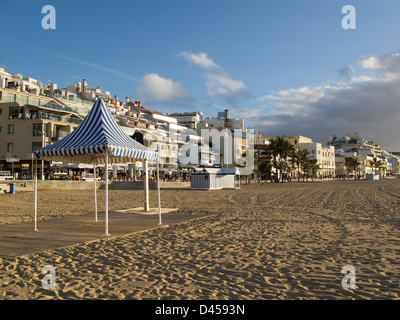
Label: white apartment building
xmin=166 ymin=111 xmax=203 ymax=131
xmin=295 ymin=142 xmax=336 ymax=177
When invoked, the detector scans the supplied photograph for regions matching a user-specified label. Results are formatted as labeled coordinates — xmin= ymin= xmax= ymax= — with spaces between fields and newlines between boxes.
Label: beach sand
xmin=0 ymin=179 xmax=399 ymax=300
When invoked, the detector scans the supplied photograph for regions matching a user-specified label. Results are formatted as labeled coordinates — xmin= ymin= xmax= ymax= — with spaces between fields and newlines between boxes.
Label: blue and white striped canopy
xmin=34 ymin=98 xmax=158 ymax=164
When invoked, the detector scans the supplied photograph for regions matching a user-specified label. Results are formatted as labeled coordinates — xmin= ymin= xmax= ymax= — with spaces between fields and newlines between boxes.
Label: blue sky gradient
xmin=1 ymin=1 xmax=400 ymax=149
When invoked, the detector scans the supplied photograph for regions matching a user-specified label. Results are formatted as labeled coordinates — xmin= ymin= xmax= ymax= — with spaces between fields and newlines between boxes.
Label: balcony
xmin=52 ymin=130 xmax=69 ymax=141
xmin=41 ymin=102 xmax=76 ymax=113
xmin=64 ymin=117 xmax=82 ymax=125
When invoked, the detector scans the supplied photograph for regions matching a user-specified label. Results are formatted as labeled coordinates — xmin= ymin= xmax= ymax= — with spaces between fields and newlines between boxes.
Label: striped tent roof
xmin=34 ymin=98 xmax=158 ymax=164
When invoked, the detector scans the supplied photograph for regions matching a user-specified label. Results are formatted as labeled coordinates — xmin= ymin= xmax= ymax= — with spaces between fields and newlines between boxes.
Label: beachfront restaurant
xmin=191 ymin=167 xmax=236 ymax=190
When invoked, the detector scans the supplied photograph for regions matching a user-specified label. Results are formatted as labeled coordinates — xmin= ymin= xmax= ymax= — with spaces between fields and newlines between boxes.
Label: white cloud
xmin=359 ymin=53 xmax=400 ymax=75
xmin=253 ymin=52 xmax=400 ymax=150
xmin=136 ymin=73 xmax=192 ymax=102
xmin=179 ymin=52 xmax=219 ymax=71
xmin=179 ymin=52 xmax=248 ymax=97
xmin=360 ymin=56 xmax=381 ymax=71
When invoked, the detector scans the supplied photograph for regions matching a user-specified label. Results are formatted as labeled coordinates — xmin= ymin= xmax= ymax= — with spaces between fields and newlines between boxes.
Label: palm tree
xmin=254 ymin=152 xmax=263 ymax=182
xmin=273 ymin=160 xmax=287 ymax=183
xmin=285 ymin=162 xmax=295 ymax=182
xmin=291 ymin=149 xmax=310 ymax=181
xmin=254 ymin=151 xmax=272 ymax=182
xmin=268 ymin=136 xmax=295 ymax=182
xmin=290 ymin=149 xmax=301 ymax=180
xmin=350 ymin=158 xmax=362 ymax=179
xmin=282 ymin=139 xmax=295 ymax=163
xmin=302 ymin=160 xmax=311 ymax=182
xmin=268 ymin=137 xmax=280 ymax=182
xmin=299 ymin=150 xmax=311 ymax=181
xmin=260 ymin=158 xmax=273 ymax=181
xmin=308 ymin=158 xmax=320 ymax=182
xmin=369 ymin=157 xmax=382 ymax=173
xmin=268 ymin=137 xmax=281 ymax=163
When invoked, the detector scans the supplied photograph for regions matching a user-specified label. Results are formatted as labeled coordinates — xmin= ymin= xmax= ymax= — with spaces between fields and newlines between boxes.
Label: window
xmin=6 ymin=94 xmax=16 ymax=102
xmin=8 ymin=107 xmax=24 ymax=119
xmin=33 ymin=123 xmax=41 ymax=136
xmin=32 ymin=142 xmax=42 ymax=151
xmin=7 ymin=143 xmax=13 ymax=153
xmin=9 ymin=107 xmax=19 ymax=119
xmin=8 ymin=124 xmax=14 ymax=134
xmin=33 ymin=123 xmax=48 ymax=137
xmin=18 ymin=96 xmax=28 ymax=104
xmin=0 ymin=91 xmax=2 ymax=101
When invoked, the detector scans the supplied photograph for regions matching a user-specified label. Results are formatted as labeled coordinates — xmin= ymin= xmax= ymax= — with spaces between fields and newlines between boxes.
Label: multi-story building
xmin=201 ymin=109 xmax=245 ymax=131
xmin=1 ymin=69 xmax=197 ymax=180
xmin=166 ymin=111 xmax=203 ymax=131
xmin=0 ymin=86 xmax=84 ymax=179
xmin=294 ymin=141 xmax=336 ymax=177
xmin=265 ymin=135 xmax=336 ymax=177
xmin=117 ymin=100 xmax=182 ymax=170
xmin=1 ymin=68 xmax=259 ymax=179
xmin=0 ymin=67 xmax=46 ymax=95
xmin=285 ymin=135 xmax=313 ymax=146
xmin=327 ymin=133 xmax=360 ymax=149
xmin=387 ymin=153 xmax=400 ymax=174
xmin=335 ymin=153 xmax=347 ymax=176
xmin=329 ymin=132 xmax=395 ymax=177
xmin=328 ymin=132 xmax=384 ymax=159
xmin=196 ymin=110 xmax=250 ymax=169
xmin=255 ymin=135 xmax=336 ymax=178
xmin=64 ymin=79 xmax=112 ymax=104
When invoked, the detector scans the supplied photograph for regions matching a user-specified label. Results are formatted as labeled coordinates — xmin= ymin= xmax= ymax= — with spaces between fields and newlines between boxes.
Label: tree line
xmin=255 ymin=136 xmax=320 ymax=182
xmin=255 ymin=136 xmax=388 ymax=182
xmin=348 ymin=156 xmax=386 ymax=180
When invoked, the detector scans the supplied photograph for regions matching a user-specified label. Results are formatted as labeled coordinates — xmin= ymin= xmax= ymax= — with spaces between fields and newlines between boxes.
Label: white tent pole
xmin=34 ymin=158 xmax=38 ymax=231
xmin=144 ymin=159 xmax=149 ymax=212
xmin=93 ymin=162 xmax=98 ymax=222
xmin=105 ymin=149 xmax=109 ymax=235
xmin=157 ymin=154 xmax=162 ymax=225
xmin=41 ymin=131 xmax=45 ymax=181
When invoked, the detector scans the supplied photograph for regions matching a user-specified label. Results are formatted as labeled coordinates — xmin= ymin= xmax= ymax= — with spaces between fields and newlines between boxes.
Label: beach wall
xmin=160 ymin=182 xmax=190 ymax=189
xmin=2 ymin=180 xmax=190 ymax=192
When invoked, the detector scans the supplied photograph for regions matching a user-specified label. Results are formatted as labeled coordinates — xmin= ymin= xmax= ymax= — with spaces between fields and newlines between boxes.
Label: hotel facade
xmin=0 ymin=87 xmax=85 ymax=179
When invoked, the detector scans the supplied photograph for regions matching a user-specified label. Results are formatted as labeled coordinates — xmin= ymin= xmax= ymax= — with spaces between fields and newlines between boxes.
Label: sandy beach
xmin=0 ymin=179 xmax=399 ymax=300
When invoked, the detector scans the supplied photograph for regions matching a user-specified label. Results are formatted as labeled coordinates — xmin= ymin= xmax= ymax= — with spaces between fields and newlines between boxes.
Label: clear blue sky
xmin=1 ymin=0 xmax=400 ymax=149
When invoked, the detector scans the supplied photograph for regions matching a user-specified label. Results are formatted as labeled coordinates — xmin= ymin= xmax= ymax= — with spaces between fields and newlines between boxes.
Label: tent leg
xmin=34 ymin=159 xmax=38 ymax=231
xmin=94 ymin=163 xmax=98 ymax=222
xmin=105 ymin=150 xmax=109 ymax=236
xmin=144 ymin=160 xmax=149 ymax=212
xmin=157 ymin=158 xmax=162 ymax=225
